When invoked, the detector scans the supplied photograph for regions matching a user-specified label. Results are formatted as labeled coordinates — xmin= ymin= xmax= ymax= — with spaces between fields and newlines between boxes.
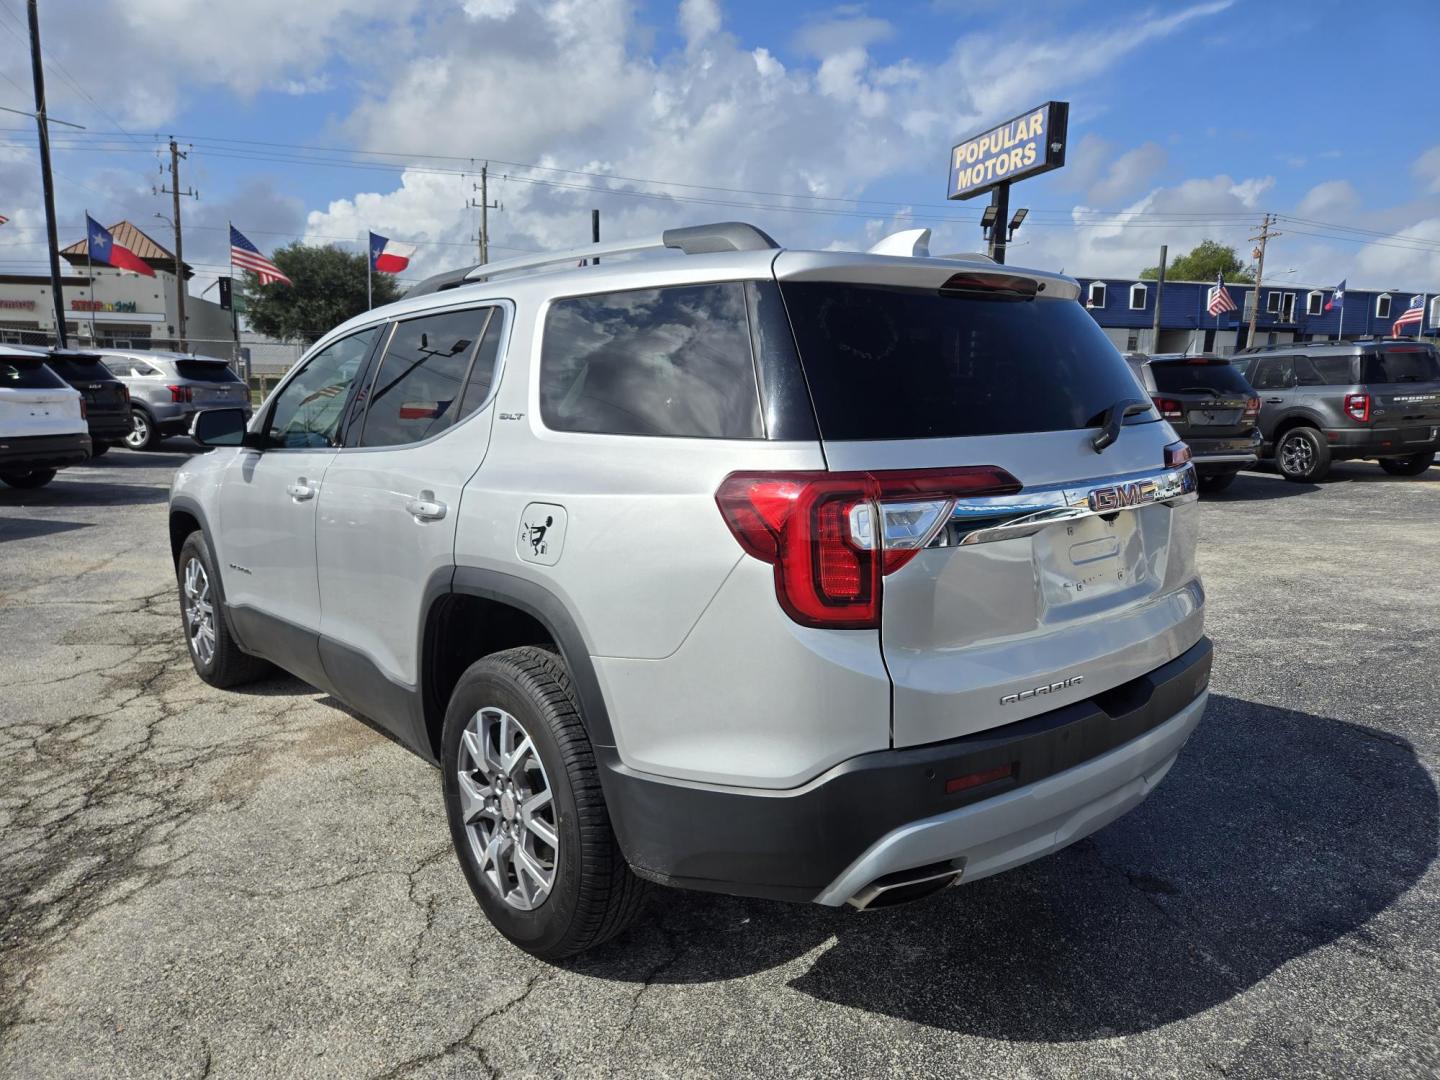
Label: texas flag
xmin=369 ymin=231 xmax=416 ymax=274
xmin=1325 ymin=279 xmax=1345 ymax=313
xmin=86 ymin=214 xmax=155 ymax=277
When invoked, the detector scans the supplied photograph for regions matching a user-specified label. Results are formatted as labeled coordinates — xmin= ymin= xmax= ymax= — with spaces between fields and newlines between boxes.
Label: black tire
xmin=0 ymin=468 xmax=57 ymax=489
xmin=1198 ymin=471 xmax=1237 ymax=493
xmin=124 ymin=408 xmax=159 ymax=451
xmin=89 ymin=442 xmax=110 ymax=457
xmin=175 ymin=531 xmax=271 ymax=688
xmin=1276 ymin=426 xmax=1330 ymax=482
xmin=442 ymin=646 xmax=649 ymax=959
xmin=1379 ymin=451 xmax=1435 ymax=477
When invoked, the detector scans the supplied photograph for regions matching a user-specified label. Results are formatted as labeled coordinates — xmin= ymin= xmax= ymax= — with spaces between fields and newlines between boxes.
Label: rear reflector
xmin=716 ymin=466 xmax=1021 ymax=629
xmin=945 ymin=763 xmax=1015 ymax=794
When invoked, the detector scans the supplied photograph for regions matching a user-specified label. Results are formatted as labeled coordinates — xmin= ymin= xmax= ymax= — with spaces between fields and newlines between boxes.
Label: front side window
xmin=359 ymin=308 xmax=496 ymax=448
xmin=266 ymin=328 xmax=378 ymax=449
xmin=540 ymin=283 xmax=762 ymax=439
xmin=1250 ymin=357 xmax=1295 ymax=391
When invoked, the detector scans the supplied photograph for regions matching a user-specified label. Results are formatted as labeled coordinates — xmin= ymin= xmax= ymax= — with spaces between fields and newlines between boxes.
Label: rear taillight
xmin=715 ymin=466 xmax=1022 ymax=630
xmin=121 ymin=384 xmax=130 ymax=402
xmin=1164 ymin=441 xmax=1192 ymax=467
xmin=1344 ymin=392 xmax=1371 ymax=423
xmin=80 ymin=399 xmax=87 ymax=419
xmin=1243 ymin=395 xmax=1260 ymax=420
xmin=168 ymin=384 xmax=192 ymax=403
xmin=1151 ymin=396 xmax=1184 ymax=421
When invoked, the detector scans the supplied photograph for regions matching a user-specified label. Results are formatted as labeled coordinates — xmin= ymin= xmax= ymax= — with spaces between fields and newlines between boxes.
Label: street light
xmin=1007 ymin=207 xmax=1028 ymax=241
xmin=979 ymin=203 xmax=999 ymax=242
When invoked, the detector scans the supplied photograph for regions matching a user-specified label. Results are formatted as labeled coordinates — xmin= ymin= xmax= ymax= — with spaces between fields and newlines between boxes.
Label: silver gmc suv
xmin=169 ymin=222 xmax=1211 ymax=959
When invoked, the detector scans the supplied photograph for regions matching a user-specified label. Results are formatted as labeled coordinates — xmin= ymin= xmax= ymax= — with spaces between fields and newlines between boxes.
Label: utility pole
xmin=1151 ymin=244 xmax=1167 ymax=353
xmin=1245 ymin=213 xmax=1281 ymax=349
xmin=468 ymin=164 xmax=501 ymax=265
xmin=159 ymin=138 xmax=197 ymax=351
xmin=26 ymin=0 xmax=67 ymax=349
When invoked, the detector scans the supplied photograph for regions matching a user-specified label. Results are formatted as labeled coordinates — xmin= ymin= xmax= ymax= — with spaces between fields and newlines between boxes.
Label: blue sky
xmin=2 ymin=0 xmax=1438 ymax=292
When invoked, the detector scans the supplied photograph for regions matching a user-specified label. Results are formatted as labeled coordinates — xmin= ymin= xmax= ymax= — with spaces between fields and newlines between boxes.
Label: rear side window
xmin=1 ymin=358 xmax=66 ymax=389
xmin=1295 ymin=355 xmax=1355 ymax=385
xmin=1150 ymin=359 xmax=1253 ymax=395
xmin=540 ymin=283 xmax=762 ymax=439
xmin=359 ymin=308 xmax=494 ymax=448
xmin=175 ymin=360 xmax=241 ymax=382
xmin=1361 ymin=347 xmax=1440 ymax=384
xmin=778 ymin=284 xmax=1152 ymax=441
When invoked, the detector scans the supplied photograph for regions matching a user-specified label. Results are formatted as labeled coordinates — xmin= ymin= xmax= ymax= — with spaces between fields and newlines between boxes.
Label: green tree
xmin=1140 ymin=240 xmax=1255 ymax=283
xmin=242 ymin=243 xmax=400 ymax=344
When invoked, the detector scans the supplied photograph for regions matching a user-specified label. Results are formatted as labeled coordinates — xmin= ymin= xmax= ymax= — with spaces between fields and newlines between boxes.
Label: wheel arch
xmin=419 ymin=567 xmax=616 ymax=763
xmin=1272 ymin=411 xmax=1325 ymax=440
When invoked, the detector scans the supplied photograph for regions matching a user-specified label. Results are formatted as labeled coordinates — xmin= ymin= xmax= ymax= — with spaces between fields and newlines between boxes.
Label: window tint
xmin=455 ymin=310 xmax=503 ymax=424
xmin=266 ymin=328 xmax=377 ymax=448
xmin=45 ymin=355 xmax=113 ymax=382
xmin=1293 ymin=355 xmax=1354 ymax=385
xmin=357 ymin=309 xmax=494 ymax=448
xmin=540 ymin=283 xmax=762 ymax=439
xmin=1249 ymin=357 xmax=1294 ymax=390
xmin=778 ymin=285 xmax=1155 ymax=441
xmin=175 ymin=359 xmax=240 ymax=382
xmin=1150 ymin=359 xmax=1253 ymax=394
xmin=1 ymin=357 xmax=66 ymax=389
xmin=1362 ymin=347 xmax=1440 ymax=384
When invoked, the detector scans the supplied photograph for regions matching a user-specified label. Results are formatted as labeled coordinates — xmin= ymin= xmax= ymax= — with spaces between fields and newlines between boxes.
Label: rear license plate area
xmin=1188 ymin=408 xmax=1241 ymax=426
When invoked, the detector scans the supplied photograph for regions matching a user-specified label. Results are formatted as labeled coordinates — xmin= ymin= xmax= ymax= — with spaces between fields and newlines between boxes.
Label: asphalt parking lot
xmin=1 ymin=448 xmax=1437 ymax=1079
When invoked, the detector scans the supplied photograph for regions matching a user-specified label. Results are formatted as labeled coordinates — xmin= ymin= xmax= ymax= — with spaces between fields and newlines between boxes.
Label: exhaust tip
xmin=847 ymin=859 xmax=965 ymax=911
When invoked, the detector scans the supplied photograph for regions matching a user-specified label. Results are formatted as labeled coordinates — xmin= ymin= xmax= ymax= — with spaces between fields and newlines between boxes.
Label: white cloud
xmin=1413 ymin=146 xmax=1440 ymax=195
xmin=1296 ymin=179 xmax=1359 ymax=218
xmin=793 ymin=12 xmax=896 ymax=57
xmin=679 ymin=0 xmax=722 ymax=45
xmin=1089 ymin=142 xmax=1167 ymax=205
xmin=1228 ymin=176 xmax=1274 ymax=208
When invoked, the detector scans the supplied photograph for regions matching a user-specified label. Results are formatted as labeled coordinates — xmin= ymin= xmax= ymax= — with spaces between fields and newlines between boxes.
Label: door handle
xmin=1265 ymin=397 xmax=1284 ymax=404
xmin=405 ymin=490 xmax=447 ymax=522
xmin=286 ymin=478 xmax=316 ymax=501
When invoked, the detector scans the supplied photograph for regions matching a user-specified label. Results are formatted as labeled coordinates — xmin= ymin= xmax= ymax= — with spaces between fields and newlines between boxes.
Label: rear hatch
xmin=1147 ymin=356 xmax=1258 ymax=446
xmin=174 ymin=358 xmax=251 ymax=408
xmin=46 ymin=353 xmax=129 ymax=418
xmin=0 ymin=354 xmax=83 ymax=436
xmin=774 ymin=254 xmax=1204 ymax=748
xmin=1361 ymin=345 xmax=1440 ymax=444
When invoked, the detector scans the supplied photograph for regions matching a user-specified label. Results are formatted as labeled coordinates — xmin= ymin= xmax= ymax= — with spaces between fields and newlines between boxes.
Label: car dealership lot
xmin=1 ymin=452 xmax=1437 ymax=1079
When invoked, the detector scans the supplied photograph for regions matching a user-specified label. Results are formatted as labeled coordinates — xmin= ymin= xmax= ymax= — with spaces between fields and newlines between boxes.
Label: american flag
xmin=230 ymin=225 xmax=293 ymax=286
xmin=1207 ymin=273 xmax=1236 ymax=317
xmin=0 ymin=215 xmax=8 ymax=227
xmin=1392 ymin=293 xmax=1425 ymax=334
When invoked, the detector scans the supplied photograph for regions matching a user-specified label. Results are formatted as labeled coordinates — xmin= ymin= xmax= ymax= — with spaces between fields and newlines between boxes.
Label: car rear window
xmin=1361 ymin=347 xmax=1440 ymax=384
xmin=1 ymin=357 xmax=66 ymax=389
xmin=777 ymin=283 xmax=1153 ymax=441
xmin=45 ymin=355 xmax=116 ymax=382
xmin=1150 ymin=359 xmax=1253 ymax=395
xmin=175 ymin=359 xmax=241 ymax=382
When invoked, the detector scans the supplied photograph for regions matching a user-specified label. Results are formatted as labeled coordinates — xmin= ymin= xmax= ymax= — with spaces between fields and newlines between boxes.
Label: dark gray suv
xmin=1125 ymin=353 xmax=1261 ymax=493
xmin=1231 ymin=341 xmax=1440 ymax=482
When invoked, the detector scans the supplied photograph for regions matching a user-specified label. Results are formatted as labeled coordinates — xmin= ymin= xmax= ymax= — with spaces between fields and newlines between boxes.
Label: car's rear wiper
xmin=1089 ymin=398 xmax=1151 ymax=454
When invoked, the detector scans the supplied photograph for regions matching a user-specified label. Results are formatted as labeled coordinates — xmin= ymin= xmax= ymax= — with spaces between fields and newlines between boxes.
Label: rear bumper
xmin=153 ymin=404 xmax=250 ymax=436
xmin=87 ymin=412 xmax=133 ymax=443
xmin=603 ymin=636 xmax=1212 ymax=903
xmin=1322 ymin=425 xmax=1440 ymax=460
xmin=1188 ymin=431 xmax=1261 ymax=474
xmin=0 ymin=431 xmax=92 ymax=471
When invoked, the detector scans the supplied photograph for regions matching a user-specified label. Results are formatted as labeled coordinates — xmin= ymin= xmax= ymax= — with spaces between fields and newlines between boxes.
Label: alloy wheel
xmin=1280 ymin=434 xmax=1313 ymax=476
xmin=182 ymin=557 xmax=216 ymax=666
xmin=456 ymin=706 xmax=559 ymax=911
xmin=125 ymin=411 xmax=150 ymax=450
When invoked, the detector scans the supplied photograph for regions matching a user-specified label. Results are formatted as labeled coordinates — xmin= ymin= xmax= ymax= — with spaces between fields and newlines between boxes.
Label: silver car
xmin=168 ymin=222 xmax=1210 ymax=959
xmin=98 ymin=349 xmax=252 ymax=450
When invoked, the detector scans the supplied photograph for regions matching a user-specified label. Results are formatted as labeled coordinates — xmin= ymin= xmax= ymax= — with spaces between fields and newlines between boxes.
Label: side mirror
xmin=192 ymin=408 xmax=255 ymax=448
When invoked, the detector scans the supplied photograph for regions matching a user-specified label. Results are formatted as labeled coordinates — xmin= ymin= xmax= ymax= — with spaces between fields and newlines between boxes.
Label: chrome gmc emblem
xmin=1088 ymin=480 xmax=1158 ymax=513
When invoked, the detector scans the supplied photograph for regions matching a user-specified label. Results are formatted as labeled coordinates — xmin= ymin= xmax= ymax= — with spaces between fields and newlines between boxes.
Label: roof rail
xmin=406 ymin=221 xmax=780 ymax=298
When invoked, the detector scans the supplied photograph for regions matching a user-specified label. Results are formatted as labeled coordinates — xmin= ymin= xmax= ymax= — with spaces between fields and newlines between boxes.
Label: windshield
xmin=1361 ymin=347 xmax=1440 ymax=384
xmin=1150 ymin=359 xmax=1253 ymax=395
xmin=175 ymin=359 xmax=241 ymax=382
xmin=778 ymin=283 xmax=1154 ymax=440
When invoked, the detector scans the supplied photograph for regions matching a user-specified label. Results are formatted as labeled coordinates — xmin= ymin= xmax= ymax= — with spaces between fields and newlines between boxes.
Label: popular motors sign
xmin=947 ymin=101 xmax=1069 ymax=201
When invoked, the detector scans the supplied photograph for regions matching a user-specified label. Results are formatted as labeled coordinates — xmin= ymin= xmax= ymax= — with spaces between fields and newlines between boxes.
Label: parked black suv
xmin=1230 ymin=340 xmax=1440 ymax=482
xmin=41 ymin=349 xmax=132 ymax=455
xmin=1125 ymin=353 xmax=1261 ymax=492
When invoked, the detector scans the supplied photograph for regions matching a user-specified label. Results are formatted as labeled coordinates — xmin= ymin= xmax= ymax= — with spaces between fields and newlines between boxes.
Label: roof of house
xmin=60 ymin=221 xmax=192 ymax=278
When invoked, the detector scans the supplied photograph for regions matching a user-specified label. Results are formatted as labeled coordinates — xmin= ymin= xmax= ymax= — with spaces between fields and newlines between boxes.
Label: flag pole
xmin=85 ymin=209 xmax=96 ymax=346
xmin=1419 ymin=293 xmax=1428 ymax=341
xmin=366 ymin=232 xmax=372 ymax=311
xmin=1337 ymin=296 xmax=1344 ymax=342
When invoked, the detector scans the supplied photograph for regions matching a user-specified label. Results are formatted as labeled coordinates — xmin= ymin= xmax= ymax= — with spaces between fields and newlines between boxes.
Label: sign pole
xmin=987 ymin=183 xmax=1010 ymax=264
xmin=366 ymin=236 xmax=373 ymax=311
xmin=85 ymin=208 xmax=96 ymax=346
